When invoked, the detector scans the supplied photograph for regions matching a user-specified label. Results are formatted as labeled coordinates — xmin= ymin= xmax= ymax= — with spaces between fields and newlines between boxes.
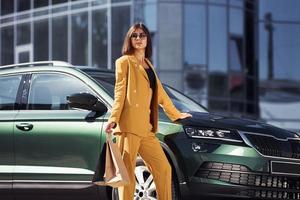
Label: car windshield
xmin=88 ymin=72 xmax=208 ymax=113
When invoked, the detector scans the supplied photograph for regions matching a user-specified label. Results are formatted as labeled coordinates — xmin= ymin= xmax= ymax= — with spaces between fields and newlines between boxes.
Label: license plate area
xmin=271 ymin=161 xmax=300 ymax=176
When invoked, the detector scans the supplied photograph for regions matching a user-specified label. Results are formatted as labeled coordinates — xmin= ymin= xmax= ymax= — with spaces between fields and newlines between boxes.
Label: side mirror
xmin=67 ymin=92 xmax=107 ymax=115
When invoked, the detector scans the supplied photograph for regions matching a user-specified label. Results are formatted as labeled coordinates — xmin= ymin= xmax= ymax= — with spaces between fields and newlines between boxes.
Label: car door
xmin=0 ymin=74 xmax=23 ymax=199
xmin=13 ymin=72 xmax=107 ymax=198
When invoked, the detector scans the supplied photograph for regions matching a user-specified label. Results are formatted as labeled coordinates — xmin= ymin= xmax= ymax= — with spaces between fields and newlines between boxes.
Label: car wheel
xmin=112 ymin=157 xmax=179 ymax=200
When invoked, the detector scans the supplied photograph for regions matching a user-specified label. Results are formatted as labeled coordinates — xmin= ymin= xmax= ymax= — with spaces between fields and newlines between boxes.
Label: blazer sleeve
xmin=157 ymin=78 xmax=182 ymax=122
xmin=107 ymin=58 xmax=128 ymax=126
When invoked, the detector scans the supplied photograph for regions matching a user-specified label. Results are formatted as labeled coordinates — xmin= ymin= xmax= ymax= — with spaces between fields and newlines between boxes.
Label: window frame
xmin=25 ymin=71 xmax=106 ymax=111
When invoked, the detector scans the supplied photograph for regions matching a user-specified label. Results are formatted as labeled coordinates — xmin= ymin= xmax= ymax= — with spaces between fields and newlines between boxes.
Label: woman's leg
xmin=116 ymin=133 xmax=141 ymax=200
xmin=138 ymin=134 xmax=172 ymax=200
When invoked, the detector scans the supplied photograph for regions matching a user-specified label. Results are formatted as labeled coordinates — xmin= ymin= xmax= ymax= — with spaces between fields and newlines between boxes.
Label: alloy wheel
xmin=134 ymin=165 xmax=157 ymax=200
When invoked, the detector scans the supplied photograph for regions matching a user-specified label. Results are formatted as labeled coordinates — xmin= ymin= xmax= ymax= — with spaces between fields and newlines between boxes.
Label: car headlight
xmin=184 ymin=126 xmax=243 ymax=142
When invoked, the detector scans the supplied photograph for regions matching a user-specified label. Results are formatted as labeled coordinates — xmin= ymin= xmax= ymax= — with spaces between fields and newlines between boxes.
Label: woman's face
xmin=130 ymin=28 xmax=147 ymax=50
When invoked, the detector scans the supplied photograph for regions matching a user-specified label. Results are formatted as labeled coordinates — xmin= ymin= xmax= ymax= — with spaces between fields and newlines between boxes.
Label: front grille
xmin=238 ymin=190 xmax=300 ymax=199
xmin=201 ymin=162 xmax=250 ymax=172
xmin=197 ymin=162 xmax=300 ymax=199
xmin=246 ymin=134 xmax=300 ymax=159
xmin=197 ymin=170 xmax=300 ymax=189
xmin=197 ymin=162 xmax=300 ymax=189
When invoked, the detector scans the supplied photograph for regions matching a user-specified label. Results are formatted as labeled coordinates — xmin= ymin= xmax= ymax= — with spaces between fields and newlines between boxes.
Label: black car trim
xmin=160 ymin=142 xmax=186 ymax=184
xmin=15 ymin=74 xmax=26 ymax=110
xmin=240 ymin=131 xmax=300 ymax=161
xmin=18 ymin=74 xmax=31 ymax=110
xmin=271 ymin=160 xmax=300 ymax=176
xmin=241 ymin=131 xmax=300 ymax=142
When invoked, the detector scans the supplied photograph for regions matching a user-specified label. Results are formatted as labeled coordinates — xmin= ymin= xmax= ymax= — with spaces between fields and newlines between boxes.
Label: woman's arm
xmin=107 ymin=57 xmax=128 ymax=126
xmin=157 ymin=78 xmax=182 ymax=122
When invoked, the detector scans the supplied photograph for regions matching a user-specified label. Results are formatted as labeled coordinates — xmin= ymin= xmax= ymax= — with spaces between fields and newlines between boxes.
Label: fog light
xmin=192 ymin=142 xmax=206 ymax=152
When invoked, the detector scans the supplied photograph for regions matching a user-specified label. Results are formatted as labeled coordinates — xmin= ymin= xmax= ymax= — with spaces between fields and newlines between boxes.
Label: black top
xmin=145 ymin=67 xmax=156 ymax=94
xmin=145 ymin=67 xmax=156 ymax=129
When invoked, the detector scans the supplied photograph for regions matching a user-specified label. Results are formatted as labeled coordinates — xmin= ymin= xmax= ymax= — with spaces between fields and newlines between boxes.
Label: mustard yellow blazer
xmin=107 ymin=55 xmax=181 ymax=136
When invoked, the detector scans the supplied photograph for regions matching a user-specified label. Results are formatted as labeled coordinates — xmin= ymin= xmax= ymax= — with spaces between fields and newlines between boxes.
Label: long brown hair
xmin=122 ymin=22 xmax=152 ymax=59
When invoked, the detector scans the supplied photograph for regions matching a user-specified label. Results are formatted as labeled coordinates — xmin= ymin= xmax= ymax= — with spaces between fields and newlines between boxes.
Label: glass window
xmin=134 ymin=0 xmax=157 ymax=32
xmin=230 ymin=8 xmax=244 ymax=35
xmin=230 ymin=100 xmax=244 ymax=113
xmin=112 ymin=0 xmax=129 ymax=2
xmin=17 ymin=0 xmax=30 ymax=12
xmin=111 ymin=6 xmax=130 ymax=65
xmin=184 ymin=0 xmax=205 ymax=2
xmin=92 ymin=0 xmax=107 ymax=6
xmin=160 ymin=72 xmax=183 ymax=92
xmin=1 ymin=0 xmax=14 ymax=15
xmin=34 ymin=19 xmax=49 ymax=61
xmin=52 ymin=0 xmax=68 ymax=4
xmin=1 ymin=26 xmax=14 ymax=65
xmin=18 ymin=52 xmax=30 ymax=63
xmin=208 ymin=99 xmax=229 ymax=112
xmin=71 ymin=1 xmax=88 ymax=10
xmin=92 ymin=9 xmax=107 ymax=68
xmin=71 ymin=12 xmax=88 ymax=65
xmin=259 ymin=0 xmax=300 ymax=21
xmin=28 ymin=73 xmax=96 ymax=110
xmin=0 ymin=75 xmax=22 ymax=110
xmin=229 ymin=0 xmax=244 ymax=7
xmin=208 ymin=72 xmax=228 ymax=97
xmin=184 ymin=4 xmax=206 ymax=67
xmin=208 ymin=6 xmax=227 ymax=72
xmin=229 ymin=36 xmax=243 ymax=72
xmin=259 ymin=23 xmax=300 ymax=81
xmin=17 ymin=23 xmax=30 ymax=45
xmin=51 ymin=1 xmax=68 ymax=13
xmin=34 ymin=0 xmax=48 ymax=8
xmin=209 ymin=0 xmax=227 ymax=5
xmin=52 ymin=16 xmax=68 ymax=61
xmin=144 ymin=1 xmax=157 ymax=32
xmin=229 ymin=73 xmax=245 ymax=101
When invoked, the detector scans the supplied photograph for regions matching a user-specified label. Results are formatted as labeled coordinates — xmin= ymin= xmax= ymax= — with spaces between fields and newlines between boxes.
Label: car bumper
xmin=165 ymin=132 xmax=300 ymax=199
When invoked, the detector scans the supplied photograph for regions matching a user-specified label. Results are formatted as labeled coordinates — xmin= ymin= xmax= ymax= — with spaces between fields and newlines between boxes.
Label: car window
xmin=0 ymin=75 xmax=22 ymax=110
xmin=163 ymin=85 xmax=208 ymax=113
xmin=88 ymin=73 xmax=208 ymax=113
xmin=27 ymin=73 xmax=96 ymax=110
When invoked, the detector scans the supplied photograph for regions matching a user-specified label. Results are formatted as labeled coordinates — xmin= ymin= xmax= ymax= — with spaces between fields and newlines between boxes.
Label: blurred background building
xmin=0 ymin=0 xmax=299 ymax=132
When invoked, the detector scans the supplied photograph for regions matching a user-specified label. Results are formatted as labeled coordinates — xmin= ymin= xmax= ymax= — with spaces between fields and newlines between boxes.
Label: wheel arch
xmin=159 ymin=142 xmax=186 ymax=185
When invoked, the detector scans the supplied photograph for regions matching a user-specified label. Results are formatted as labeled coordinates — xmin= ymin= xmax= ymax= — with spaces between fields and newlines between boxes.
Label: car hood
xmin=178 ymin=111 xmax=299 ymax=140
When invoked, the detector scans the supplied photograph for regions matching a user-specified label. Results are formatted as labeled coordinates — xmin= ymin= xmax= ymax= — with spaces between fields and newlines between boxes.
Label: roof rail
xmin=0 ymin=61 xmax=73 ymax=69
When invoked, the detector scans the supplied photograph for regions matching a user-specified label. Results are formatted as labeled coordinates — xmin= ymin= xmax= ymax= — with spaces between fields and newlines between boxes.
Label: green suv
xmin=1 ymin=61 xmax=300 ymax=200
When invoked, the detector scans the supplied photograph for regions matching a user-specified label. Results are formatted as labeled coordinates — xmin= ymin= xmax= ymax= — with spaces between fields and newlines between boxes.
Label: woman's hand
xmin=179 ymin=112 xmax=193 ymax=119
xmin=105 ymin=122 xmax=116 ymax=134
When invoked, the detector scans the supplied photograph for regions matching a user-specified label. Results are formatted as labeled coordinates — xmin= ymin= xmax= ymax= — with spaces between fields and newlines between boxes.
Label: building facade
xmin=5 ymin=0 xmax=299 ymax=129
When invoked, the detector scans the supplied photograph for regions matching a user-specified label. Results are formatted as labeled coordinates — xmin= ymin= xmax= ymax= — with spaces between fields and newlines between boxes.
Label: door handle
xmin=16 ymin=123 xmax=34 ymax=131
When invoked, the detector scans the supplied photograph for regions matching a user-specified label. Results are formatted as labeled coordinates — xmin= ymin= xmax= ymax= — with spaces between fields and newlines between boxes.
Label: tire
xmin=112 ymin=156 xmax=179 ymax=200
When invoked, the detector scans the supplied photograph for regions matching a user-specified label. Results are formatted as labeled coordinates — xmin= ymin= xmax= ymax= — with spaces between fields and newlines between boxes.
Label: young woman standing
xmin=105 ymin=22 xmax=192 ymax=200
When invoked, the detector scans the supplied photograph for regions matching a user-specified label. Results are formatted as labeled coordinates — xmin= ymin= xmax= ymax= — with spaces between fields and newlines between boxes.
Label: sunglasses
xmin=130 ymin=32 xmax=147 ymax=39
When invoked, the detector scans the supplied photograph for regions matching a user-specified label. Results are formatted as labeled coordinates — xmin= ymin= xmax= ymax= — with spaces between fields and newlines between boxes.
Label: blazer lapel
xmin=129 ymin=55 xmax=149 ymax=82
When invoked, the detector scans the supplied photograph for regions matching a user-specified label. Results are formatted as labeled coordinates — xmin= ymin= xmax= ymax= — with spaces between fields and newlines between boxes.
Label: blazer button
xmin=136 ymin=103 xmax=139 ymax=107
xmin=133 ymin=90 xmax=136 ymax=93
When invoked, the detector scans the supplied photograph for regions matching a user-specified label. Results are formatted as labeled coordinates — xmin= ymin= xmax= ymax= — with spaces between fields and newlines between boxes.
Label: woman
xmin=105 ymin=22 xmax=192 ymax=200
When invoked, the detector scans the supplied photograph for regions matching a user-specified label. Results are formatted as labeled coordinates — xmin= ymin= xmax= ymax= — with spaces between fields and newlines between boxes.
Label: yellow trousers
xmin=116 ymin=132 xmax=172 ymax=200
